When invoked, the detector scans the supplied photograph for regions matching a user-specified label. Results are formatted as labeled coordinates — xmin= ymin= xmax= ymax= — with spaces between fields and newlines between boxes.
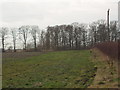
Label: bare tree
xmin=89 ymin=20 xmax=107 ymax=46
xmin=110 ymin=21 xmax=117 ymax=41
xmin=72 ymin=22 xmax=82 ymax=49
xmin=11 ymin=28 xmax=17 ymax=52
xmin=80 ymin=24 xmax=87 ymax=49
xmin=46 ymin=27 xmax=51 ymax=50
xmin=89 ymin=22 xmax=98 ymax=45
xmin=19 ymin=26 xmax=30 ymax=50
xmin=37 ymin=29 xmax=41 ymax=45
xmin=60 ymin=25 xmax=67 ymax=49
xmin=30 ymin=25 xmax=39 ymax=51
xmin=40 ymin=30 xmax=46 ymax=50
xmin=65 ymin=25 xmax=73 ymax=49
xmin=0 ymin=27 xmax=8 ymax=52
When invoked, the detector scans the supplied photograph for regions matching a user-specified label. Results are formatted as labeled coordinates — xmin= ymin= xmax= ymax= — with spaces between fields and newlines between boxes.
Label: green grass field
xmin=3 ymin=50 xmax=97 ymax=88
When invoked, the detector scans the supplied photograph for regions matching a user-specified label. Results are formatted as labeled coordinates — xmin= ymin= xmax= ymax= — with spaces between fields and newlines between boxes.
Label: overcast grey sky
xmin=0 ymin=0 xmax=119 ymax=29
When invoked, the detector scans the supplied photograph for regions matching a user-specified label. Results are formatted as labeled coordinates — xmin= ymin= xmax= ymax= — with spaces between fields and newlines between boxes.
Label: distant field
xmin=2 ymin=52 xmax=45 ymax=60
xmin=2 ymin=50 xmax=97 ymax=88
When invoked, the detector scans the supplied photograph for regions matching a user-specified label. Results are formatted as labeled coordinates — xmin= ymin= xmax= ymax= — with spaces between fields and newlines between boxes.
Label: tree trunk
xmin=24 ymin=42 xmax=27 ymax=50
xmin=2 ymin=38 xmax=5 ymax=52
xmin=34 ymin=38 xmax=37 ymax=51
xmin=13 ymin=41 xmax=16 ymax=52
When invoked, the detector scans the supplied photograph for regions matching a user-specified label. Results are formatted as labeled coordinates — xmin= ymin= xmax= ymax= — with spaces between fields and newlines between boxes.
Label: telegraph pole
xmin=107 ymin=9 xmax=110 ymax=41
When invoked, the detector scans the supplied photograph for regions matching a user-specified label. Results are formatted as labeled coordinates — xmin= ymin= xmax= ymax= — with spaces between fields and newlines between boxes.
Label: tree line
xmin=0 ymin=19 xmax=119 ymax=52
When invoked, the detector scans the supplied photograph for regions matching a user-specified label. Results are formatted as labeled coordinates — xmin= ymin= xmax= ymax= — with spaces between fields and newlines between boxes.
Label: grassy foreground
xmin=3 ymin=50 xmax=97 ymax=88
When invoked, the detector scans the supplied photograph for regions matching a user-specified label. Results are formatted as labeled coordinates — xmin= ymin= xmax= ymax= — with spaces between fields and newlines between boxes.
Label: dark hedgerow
xmin=94 ymin=41 xmax=119 ymax=60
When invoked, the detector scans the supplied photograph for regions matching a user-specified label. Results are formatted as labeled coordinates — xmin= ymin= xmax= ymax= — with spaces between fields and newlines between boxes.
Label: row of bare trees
xmin=44 ymin=20 xmax=118 ymax=50
xmin=0 ymin=25 xmax=40 ymax=52
xmin=0 ymin=20 xmax=119 ymax=52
